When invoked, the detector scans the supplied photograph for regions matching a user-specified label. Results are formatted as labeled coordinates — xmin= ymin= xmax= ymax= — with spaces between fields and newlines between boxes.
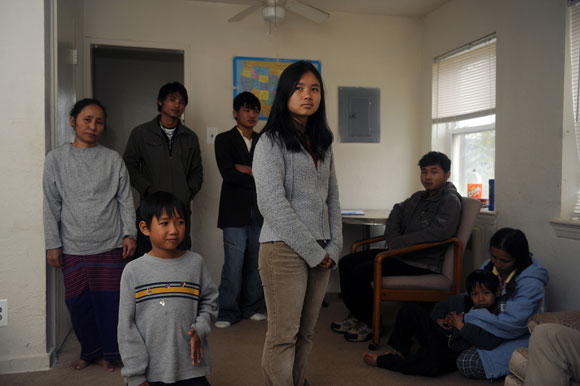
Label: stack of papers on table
xmin=341 ymin=209 xmax=364 ymax=215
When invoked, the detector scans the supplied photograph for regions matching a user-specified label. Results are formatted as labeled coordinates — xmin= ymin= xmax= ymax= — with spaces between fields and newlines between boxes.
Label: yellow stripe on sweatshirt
xmin=135 ymin=287 xmax=199 ymax=299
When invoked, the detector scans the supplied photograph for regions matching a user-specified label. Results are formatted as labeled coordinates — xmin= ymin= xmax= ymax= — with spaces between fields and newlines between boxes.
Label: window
xmin=432 ymin=35 xmax=496 ymax=199
xmin=568 ymin=3 xmax=580 ymax=220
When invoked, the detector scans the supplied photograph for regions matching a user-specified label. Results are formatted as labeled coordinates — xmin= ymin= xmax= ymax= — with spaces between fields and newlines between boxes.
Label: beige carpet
xmin=0 ymin=295 xmax=490 ymax=386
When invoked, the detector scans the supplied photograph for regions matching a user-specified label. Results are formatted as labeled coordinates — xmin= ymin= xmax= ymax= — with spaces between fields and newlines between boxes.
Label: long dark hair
xmin=261 ymin=61 xmax=333 ymax=160
xmin=489 ymin=228 xmax=533 ymax=275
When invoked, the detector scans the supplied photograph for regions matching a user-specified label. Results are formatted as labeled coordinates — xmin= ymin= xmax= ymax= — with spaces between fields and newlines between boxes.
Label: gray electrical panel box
xmin=338 ymin=87 xmax=380 ymax=143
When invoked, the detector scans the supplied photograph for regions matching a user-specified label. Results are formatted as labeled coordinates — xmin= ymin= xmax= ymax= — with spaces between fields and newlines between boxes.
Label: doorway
xmin=91 ymin=45 xmax=184 ymax=155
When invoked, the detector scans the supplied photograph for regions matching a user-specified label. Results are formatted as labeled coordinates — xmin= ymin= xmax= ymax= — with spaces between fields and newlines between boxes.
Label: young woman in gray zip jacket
xmin=253 ymin=61 xmax=342 ymax=386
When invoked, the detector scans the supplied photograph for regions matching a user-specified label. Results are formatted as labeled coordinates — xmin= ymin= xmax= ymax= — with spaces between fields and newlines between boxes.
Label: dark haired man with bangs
xmin=332 ymin=151 xmax=463 ymax=342
xmin=213 ymin=92 xmax=266 ymax=328
xmin=124 ymin=82 xmax=203 ymax=257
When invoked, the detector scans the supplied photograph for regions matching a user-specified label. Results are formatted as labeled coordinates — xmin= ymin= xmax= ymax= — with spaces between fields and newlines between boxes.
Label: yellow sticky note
xmin=259 ymin=75 xmax=269 ymax=83
xmin=241 ymin=68 xmax=252 ymax=77
xmin=259 ymin=90 xmax=269 ymax=100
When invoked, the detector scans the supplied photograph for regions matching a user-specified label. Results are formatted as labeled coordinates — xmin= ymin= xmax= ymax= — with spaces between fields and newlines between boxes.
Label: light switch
xmin=207 ymin=127 xmax=219 ymax=145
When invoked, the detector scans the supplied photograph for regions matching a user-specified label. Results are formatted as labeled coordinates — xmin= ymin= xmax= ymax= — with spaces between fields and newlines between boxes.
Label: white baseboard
xmin=0 ymin=352 xmax=51 ymax=374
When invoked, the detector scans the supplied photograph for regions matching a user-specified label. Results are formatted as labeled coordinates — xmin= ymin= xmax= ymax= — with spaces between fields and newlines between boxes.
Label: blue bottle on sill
xmin=489 ymin=179 xmax=495 ymax=211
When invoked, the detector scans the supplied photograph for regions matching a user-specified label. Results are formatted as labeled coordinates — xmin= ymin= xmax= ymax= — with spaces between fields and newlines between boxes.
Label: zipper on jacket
xmin=168 ymin=136 xmax=174 ymax=158
xmin=316 ymin=160 xmax=326 ymax=237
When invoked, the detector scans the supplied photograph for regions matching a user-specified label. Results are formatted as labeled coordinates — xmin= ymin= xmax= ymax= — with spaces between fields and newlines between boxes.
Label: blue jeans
xmin=217 ymin=225 xmax=264 ymax=323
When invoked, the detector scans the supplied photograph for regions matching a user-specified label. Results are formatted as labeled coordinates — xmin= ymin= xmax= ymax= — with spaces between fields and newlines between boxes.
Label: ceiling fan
xmin=228 ymin=0 xmax=329 ymax=25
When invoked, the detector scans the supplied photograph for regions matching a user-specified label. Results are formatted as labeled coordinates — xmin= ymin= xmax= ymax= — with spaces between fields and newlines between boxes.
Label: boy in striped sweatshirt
xmin=118 ymin=191 xmax=218 ymax=386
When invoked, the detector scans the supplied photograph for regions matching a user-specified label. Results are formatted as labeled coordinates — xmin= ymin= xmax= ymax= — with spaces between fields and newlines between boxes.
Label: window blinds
xmin=432 ymin=36 xmax=496 ymax=124
xmin=571 ymin=4 xmax=580 ymax=124
xmin=569 ymin=3 xmax=580 ymax=219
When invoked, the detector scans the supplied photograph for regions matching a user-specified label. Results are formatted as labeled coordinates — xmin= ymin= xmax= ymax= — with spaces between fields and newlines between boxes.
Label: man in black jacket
xmin=214 ymin=92 xmax=265 ymax=328
xmin=123 ymin=82 xmax=203 ymax=256
xmin=332 ymin=151 xmax=462 ymax=342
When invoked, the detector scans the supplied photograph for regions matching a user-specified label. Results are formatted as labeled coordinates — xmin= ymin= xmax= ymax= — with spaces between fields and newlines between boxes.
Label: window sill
xmin=477 ymin=209 xmax=497 ymax=226
xmin=550 ymin=219 xmax=580 ymax=241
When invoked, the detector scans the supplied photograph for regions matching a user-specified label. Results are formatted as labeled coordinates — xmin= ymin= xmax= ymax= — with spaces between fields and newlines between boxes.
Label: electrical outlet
xmin=0 ymin=299 xmax=7 ymax=327
xmin=207 ymin=127 xmax=218 ymax=145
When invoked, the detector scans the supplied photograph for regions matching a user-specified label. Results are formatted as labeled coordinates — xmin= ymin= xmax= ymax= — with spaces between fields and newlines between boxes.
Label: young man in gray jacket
xmin=332 ymin=151 xmax=462 ymax=342
xmin=124 ymin=82 xmax=203 ymax=256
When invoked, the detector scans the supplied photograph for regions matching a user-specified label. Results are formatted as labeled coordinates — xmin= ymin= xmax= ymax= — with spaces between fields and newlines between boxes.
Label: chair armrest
xmin=528 ymin=311 xmax=580 ymax=334
xmin=351 ymin=235 xmax=386 ymax=253
xmin=373 ymin=237 xmax=463 ymax=291
xmin=374 ymin=237 xmax=462 ymax=264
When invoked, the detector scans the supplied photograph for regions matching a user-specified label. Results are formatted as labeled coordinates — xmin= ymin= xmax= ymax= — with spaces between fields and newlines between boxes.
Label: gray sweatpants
xmin=525 ymin=323 xmax=580 ymax=386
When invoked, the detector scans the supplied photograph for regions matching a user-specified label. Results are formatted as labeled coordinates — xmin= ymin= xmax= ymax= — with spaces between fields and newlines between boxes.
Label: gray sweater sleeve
xmin=43 ymin=152 xmax=63 ymax=250
xmin=117 ymin=162 xmax=137 ymax=240
xmin=190 ymin=261 xmax=219 ymax=340
xmin=324 ymin=152 xmax=343 ymax=264
xmin=118 ymin=268 xmax=149 ymax=386
xmin=253 ymin=136 xmax=326 ymax=267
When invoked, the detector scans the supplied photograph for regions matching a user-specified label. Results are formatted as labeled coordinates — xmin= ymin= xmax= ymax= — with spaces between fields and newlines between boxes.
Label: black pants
xmin=338 ymin=249 xmax=431 ymax=326
xmin=148 ymin=376 xmax=210 ymax=386
xmin=377 ymin=303 xmax=459 ymax=376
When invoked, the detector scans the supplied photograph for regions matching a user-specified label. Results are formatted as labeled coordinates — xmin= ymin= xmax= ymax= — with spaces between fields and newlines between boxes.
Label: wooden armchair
xmin=351 ymin=197 xmax=481 ymax=349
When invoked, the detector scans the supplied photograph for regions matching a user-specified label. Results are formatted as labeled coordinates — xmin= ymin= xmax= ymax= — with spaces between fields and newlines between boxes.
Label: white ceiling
xmin=192 ymin=0 xmax=450 ymax=18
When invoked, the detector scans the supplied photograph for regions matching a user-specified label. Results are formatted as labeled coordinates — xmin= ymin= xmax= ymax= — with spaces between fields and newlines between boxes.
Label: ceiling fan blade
xmin=284 ymin=0 xmax=329 ymax=23
xmin=228 ymin=4 xmax=262 ymax=22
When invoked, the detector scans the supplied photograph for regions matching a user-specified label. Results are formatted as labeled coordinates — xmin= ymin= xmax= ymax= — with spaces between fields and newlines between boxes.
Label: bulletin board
xmin=233 ymin=56 xmax=322 ymax=120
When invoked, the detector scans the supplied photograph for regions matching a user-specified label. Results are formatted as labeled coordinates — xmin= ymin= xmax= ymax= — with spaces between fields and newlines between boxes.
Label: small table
xmin=342 ymin=209 xmax=390 ymax=246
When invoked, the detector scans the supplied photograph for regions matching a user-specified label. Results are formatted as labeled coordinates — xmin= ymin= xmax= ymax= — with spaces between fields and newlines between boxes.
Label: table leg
xmin=362 ymin=224 xmax=370 ymax=250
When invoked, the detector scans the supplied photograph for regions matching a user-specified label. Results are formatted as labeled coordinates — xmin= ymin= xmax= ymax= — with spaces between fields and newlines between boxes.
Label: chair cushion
xmin=508 ymin=347 xmax=528 ymax=383
xmin=382 ymin=274 xmax=452 ymax=290
xmin=528 ymin=311 xmax=580 ymax=334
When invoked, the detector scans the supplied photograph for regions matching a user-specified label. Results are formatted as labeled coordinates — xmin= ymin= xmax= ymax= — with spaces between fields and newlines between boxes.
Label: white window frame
xmin=451 ymin=122 xmax=495 ymax=181
xmin=551 ymin=0 xmax=580 ymax=239
xmin=431 ymin=35 xmax=496 ymax=200
xmin=433 ymin=119 xmax=495 ymax=197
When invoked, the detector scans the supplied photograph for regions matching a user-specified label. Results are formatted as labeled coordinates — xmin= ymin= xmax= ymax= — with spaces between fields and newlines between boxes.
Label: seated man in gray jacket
xmin=332 ymin=151 xmax=462 ymax=342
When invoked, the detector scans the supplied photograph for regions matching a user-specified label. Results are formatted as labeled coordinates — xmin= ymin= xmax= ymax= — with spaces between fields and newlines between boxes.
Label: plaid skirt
xmin=63 ymin=248 xmax=127 ymax=361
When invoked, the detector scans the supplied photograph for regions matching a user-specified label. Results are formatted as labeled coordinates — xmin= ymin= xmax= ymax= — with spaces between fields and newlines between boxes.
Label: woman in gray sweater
xmin=253 ymin=61 xmax=342 ymax=386
xmin=43 ymin=99 xmax=136 ymax=371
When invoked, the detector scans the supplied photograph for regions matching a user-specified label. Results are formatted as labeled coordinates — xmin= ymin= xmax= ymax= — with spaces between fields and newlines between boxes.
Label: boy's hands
xmin=188 ymin=328 xmax=204 ymax=366
xmin=137 ymin=382 xmax=149 ymax=386
xmin=46 ymin=248 xmax=63 ymax=269
xmin=447 ymin=311 xmax=465 ymax=330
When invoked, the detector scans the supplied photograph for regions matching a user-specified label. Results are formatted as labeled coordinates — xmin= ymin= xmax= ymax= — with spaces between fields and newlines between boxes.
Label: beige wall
xmin=423 ymin=0 xmax=580 ymax=311
xmin=0 ymin=1 xmax=50 ymax=373
xmin=83 ymin=0 xmax=424 ymax=289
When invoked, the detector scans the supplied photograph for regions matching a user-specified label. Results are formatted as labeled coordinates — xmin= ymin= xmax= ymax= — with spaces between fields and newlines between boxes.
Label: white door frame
xmin=84 ymin=37 xmax=190 ymax=113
